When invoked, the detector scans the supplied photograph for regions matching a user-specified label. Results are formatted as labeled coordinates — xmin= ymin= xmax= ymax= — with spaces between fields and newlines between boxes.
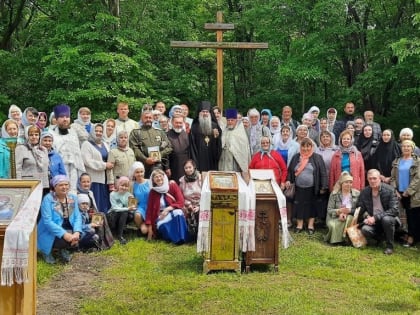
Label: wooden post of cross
xmin=171 ymin=11 xmax=268 ymax=113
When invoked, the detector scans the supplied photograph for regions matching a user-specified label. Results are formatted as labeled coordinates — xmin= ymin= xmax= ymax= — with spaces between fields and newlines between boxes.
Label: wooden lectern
xmin=0 ymin=180 xmax=40 ymax=315
xmin=245 ymin=170 xmax=280 ymax=272
xmin=203 ymin=172 xmax=241 ymax=274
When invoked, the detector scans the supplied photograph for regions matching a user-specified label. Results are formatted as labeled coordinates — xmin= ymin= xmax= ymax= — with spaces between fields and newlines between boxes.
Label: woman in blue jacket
xmin=37 ymin=175 xmax=82 ymax=264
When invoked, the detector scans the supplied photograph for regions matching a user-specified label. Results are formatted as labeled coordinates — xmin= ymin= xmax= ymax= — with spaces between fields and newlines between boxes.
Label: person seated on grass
xmin=77 ymin=194 xmax=101 ymax=251
xmin=77 ymin=173 xmax=114 ymax=249
xmin=107 ymin=176 xmax=137 ymax=245
xmin=38 ymin=175 xmax=82 ymax=264
xmin=128 ymin=161 xmax=150 ymax=236
xmin=146 ymin=169 xmax=189 ymax=244
xmin=356 ymin=169 xmax=400 ymax=255
xmin=325 ymin=171 xmax=360 ymax=244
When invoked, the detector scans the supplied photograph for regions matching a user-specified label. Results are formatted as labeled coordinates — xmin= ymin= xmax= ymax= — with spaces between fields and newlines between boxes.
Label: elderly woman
xmin=8 ymin=104 xmax=22 ymax=124
xmin=249 ymin=136 xmax=287 ymax=188
xmin=329 ymin=130 xmax=365 ymax=191
xmin=38 ymin=175 xmax=82 ymax=264
xmin=16 ymin=125 xmax=50 ymax=194
xmin=71 ymin=107 xmax=93 ymax=143
xmin=325 ymin=172 xmax=360 ymax=244
xmin=179 ymin=159 xmax=202 ymax=239
xmin=391 ymin=140 xmax=420 ymax=247
xmin=399 ymin=127 xmax=420 ymax=156
xmin=286 ymin=137 xmax=328 ymax=234
xmin=247 ymin=108 xmax=271 ymax=155
xmin=128 ymin=161 xmax=150 ymax=235
xmin=146 ymin=169 xmax=188 ymax=244
xmin=107 ymin=130 xmax=136 ymax=188
xmin=294 ymin=124 xmax=309 ymax=144
xmin=269 ymin=115 xmax=281 ymax=136
xmin=81 ymin=124 xmax=113 ymax=212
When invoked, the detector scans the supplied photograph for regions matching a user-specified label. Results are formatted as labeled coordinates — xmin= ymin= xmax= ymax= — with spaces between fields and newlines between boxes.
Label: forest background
xmin=0 ymin=0 xmax=419 ymax=135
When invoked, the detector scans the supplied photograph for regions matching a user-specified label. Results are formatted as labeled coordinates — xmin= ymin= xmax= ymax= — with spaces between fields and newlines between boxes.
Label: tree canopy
xmin=0 ymin=0 xmax=418 ymax=133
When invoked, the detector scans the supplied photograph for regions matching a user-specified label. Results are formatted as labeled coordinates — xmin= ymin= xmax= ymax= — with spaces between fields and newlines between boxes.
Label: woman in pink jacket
xmin=329 ymin=130 xmax=365 ymax=191
xmin=249 ymin=136 xmax=287 ymax=189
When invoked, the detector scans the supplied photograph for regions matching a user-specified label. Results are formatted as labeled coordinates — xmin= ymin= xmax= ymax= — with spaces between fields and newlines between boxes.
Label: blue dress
xmin=132 ymin=181 xmax=150 ymax=219
xmin=90 ymin=142 xmax=111 ymax=212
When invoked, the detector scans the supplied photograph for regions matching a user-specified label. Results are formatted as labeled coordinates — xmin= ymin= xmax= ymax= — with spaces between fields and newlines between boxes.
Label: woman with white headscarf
xmin=128 ymin=161 xmax=150 ymax=235
xmin=15 ymin=125 xmax=49 ymax=194
xmin=81 ymin=123 xmax=113 ymax=212
xmin=145 ymin=169 xmax=188 ymax=244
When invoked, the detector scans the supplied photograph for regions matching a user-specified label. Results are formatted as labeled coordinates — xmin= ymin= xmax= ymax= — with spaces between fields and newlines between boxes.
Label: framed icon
xmin=91 ymin=213 xmax=104 ymax=226
xmin=0 ymin=180 xmax=40 ymax=226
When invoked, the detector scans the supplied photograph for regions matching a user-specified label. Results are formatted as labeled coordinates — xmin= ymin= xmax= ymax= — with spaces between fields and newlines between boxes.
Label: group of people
xmin=0 ymin=100 xmax=418 ymax=263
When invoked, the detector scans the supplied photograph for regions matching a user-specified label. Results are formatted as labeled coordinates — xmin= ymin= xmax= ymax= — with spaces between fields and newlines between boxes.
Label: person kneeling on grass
xmin=356 ymin=169 xmax=400 ymax=255
xmin=145 ymin=169 xmax=189 ymax=244
xmin=37 ymin=175 xmax=82 ymax=264
xmin=107 ymin=176 xmax=137 ymax=245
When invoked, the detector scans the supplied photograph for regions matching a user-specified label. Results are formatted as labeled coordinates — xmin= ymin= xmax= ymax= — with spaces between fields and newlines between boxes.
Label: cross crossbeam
xmin=170 ymin=11 xmax=268 ymax=112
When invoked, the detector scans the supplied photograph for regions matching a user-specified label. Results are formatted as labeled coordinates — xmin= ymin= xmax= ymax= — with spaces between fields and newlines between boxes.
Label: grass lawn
xmin=38 ymin=230 xmax=420 ymax=315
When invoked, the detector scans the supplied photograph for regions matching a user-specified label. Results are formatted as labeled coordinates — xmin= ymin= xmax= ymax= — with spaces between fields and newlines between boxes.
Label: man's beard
xmin=173 ymin=127 xmax=183 ymax=134
xmin=199 ymin=115 xmax=213 ymax=136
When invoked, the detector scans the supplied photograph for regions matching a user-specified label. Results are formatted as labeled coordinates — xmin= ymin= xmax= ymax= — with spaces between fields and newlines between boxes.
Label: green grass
xmin=38 ymin=231 xmax=420 ymax=315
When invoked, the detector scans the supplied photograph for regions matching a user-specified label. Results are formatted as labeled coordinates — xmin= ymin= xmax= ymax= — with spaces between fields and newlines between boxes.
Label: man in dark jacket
xmin=333 ymin=102 xmax=355 ymax=144
xmin=357 ymin=169 xmax=400 ymax=255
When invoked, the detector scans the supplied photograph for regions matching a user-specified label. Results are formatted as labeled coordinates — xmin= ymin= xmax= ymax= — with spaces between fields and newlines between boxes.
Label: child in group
xmin=77 ymin=173 xmax=114 ymax=249
xmin=107 ymin=176 xmax=137 ymax=245
xmin=77 ymin=194 xmax=101 ymax=251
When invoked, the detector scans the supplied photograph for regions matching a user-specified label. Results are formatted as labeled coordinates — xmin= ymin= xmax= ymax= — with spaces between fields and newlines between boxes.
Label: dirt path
xmin=37 ymin=252 xmax=112 ymax=315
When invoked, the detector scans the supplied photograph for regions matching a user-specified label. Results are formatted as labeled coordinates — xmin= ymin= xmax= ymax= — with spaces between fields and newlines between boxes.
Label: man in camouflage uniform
xmin=129 ymin=111 xmax=172 ymax=178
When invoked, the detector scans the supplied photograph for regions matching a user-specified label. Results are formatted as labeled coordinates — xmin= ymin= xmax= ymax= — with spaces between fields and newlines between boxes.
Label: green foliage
xmin=0 ymin=0 xmax=418 ymax=128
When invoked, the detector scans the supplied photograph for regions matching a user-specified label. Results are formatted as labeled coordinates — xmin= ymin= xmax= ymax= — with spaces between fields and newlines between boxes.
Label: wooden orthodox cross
xmin=171 ymin=11 xmax=268 ymax=112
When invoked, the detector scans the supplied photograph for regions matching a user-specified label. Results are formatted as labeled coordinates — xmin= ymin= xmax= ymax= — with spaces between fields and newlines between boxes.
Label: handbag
xmin=345 ymin=207 xmax=367 ymax=248
xmin=283 ymin=183 xmax=295 ymax=199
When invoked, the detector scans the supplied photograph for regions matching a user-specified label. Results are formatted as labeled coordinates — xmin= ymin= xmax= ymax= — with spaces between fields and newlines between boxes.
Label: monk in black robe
xmin=190 ymin=101 xmax=222 ymax=172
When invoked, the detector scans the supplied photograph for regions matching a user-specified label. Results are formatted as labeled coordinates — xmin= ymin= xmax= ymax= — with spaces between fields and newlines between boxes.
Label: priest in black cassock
xmin=167 ymin=115 xmax=190 ymax=183
xmin=190 ymin=101 xmax=222 ymax=172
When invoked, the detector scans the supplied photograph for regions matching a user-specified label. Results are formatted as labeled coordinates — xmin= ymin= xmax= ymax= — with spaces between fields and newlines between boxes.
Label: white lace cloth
xmin=1 ymin=183 xmax=42 ymax=286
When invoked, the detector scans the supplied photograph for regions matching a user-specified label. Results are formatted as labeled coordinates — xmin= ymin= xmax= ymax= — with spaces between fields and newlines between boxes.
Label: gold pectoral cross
xmin=204 ymin=136 xmax=210 ymax=146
